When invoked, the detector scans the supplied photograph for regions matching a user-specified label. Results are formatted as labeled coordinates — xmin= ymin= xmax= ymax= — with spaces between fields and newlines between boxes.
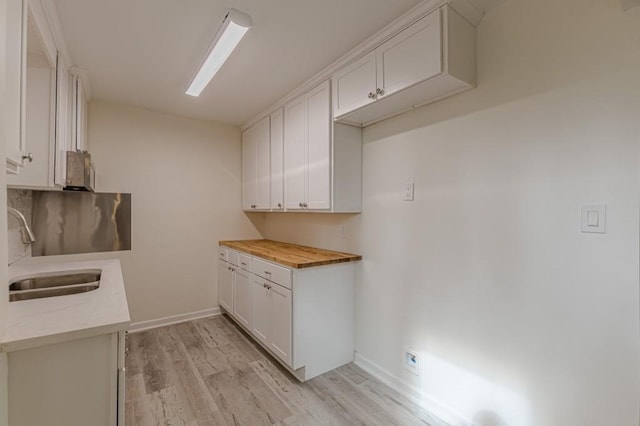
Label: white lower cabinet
xmin=218 ymin=245 xmax=355 ymax=381
xmin=252 ymin=275 xmax=292 ymax=366
xmin=232 ymin=266 xmax=252 ymax=330
xmin=218 ymin=250 xmax=253 ymax=331
xmin=217 ymin=258 xmax=233 ymax=313
xmin=8 ymin=331 xmax=125 ymax=426
xmin=269 ymin=282 xmax=293 ymax=365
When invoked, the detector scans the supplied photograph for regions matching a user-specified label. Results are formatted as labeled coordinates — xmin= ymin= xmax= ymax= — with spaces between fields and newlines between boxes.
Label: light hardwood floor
xmin=125 ymin=315 xmax=448 ymax=426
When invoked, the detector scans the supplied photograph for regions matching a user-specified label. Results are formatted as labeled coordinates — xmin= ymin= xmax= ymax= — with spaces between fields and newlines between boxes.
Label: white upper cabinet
xmin=375 ymin=9 xmax=442 ymax=98
xmin=5 ymin=0 xmax=27 ymax=174
xmin=305 ymin=82 xmax=331 ymax=210
xmin=332 ymin=51 xmax=377 ymax=118
xmin=7 ymin=0 xmax=61 ymax=188
xmin=242 ymin=116 xmax=270 ymax=210
xmin=6 ymin=0 xmax=82 ymax=188
xmin=269 ymin=109 xmax=284 ymax=210
xmin=283 ymin=96 xmax=306 ymax=210
xmin=71 ymin=69 xmax=89 ymax=152
xmin=284 ymin=80 xmax=362 ymax=212
xmin=333 ymin=5 xmax=476 ymax=127
xmin=54 ymin=55 xmax=71 ymax=187
xmin=284 ymin=82 xmax=331 ymax=211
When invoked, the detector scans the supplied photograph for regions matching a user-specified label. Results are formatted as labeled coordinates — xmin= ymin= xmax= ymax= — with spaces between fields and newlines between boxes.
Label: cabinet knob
xmin=22 ymin=153 xmax=33 ymax=163
xmin=299 ymin=202 xmax=303 ymax=207
xmin=302 ymin=202 xmax=308 ymax=208
xmin=251 ymin=204 xmax=256 ymax=209
xmin=368 ymin=92 xmax=376 ymax=99
xmin=277 ymin=203 xmax=282 ymax=208
xmin=376 ymin=88 xmax=385 ymax=96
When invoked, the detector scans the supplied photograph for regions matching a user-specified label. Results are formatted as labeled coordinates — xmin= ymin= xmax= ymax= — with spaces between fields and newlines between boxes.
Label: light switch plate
xmin=404 ymin=182 xmax=414 ymax=201
xmin=581 ymin=205 xmax=606 ymax=233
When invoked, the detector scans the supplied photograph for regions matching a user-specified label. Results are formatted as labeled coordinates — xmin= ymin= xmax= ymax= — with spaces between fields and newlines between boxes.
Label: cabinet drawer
xmin=239 ymin=254 xmax=251 ymax=272
xmin=228 ymin=250 xmax=240 ymax=267
xmin=252 ymin=257 xmax=292 ymax=289
xmin=218 ymin=247 xmax=228 ymax=261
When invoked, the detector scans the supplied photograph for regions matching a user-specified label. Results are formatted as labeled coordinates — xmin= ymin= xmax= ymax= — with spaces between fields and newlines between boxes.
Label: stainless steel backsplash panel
xmin=31 ymin=191 xmax=131 ymax=256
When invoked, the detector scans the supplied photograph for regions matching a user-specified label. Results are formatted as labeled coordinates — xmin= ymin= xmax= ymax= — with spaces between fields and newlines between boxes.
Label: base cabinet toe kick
xmin=217 ymin=242 xmax=359 ymax=381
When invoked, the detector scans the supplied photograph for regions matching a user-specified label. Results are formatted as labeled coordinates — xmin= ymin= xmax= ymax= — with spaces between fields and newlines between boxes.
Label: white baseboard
xmin=354 ymin=352 xmax=472 ymax=426
xmin=128 ymin=307 xmax=221 ymax=333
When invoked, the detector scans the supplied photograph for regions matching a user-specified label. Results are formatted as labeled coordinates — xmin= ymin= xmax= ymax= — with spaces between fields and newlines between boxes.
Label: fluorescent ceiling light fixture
xmin=186 ymin=9 xmax=252 ymax=97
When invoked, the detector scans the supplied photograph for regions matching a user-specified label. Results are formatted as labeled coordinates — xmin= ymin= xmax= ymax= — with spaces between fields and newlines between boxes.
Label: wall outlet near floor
xmin=404 ymin=348 xmax=420 ymax=376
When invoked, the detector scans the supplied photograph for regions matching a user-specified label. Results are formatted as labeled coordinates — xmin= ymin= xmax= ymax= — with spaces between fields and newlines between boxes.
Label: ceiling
xmin=53 ymin=0 xmax=430 ymax=126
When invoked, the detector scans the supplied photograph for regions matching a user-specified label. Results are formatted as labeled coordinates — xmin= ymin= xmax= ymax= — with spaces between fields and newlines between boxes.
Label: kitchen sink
xmin=9 ymin=269 xmax=101 ymax=302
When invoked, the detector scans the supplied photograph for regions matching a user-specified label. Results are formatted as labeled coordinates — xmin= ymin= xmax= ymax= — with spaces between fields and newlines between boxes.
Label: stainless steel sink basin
xmin=9 ymin=269 xmax=101 ymax=290
xmin=9 ymin=269 xmax=101 ymax=302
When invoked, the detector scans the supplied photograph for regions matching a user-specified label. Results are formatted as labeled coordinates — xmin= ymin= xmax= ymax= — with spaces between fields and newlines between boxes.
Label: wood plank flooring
xmin=125 ymin=315 xmax=448 ymax=426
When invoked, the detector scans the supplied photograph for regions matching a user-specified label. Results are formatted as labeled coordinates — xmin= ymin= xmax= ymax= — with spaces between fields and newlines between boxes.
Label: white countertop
xmin=2 ymin=258 xmax=131 ymax=352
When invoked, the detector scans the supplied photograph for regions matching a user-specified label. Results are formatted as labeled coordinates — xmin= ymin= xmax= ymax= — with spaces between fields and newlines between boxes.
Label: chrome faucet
xmin=8 ymin=207 xmax=36 ymax=244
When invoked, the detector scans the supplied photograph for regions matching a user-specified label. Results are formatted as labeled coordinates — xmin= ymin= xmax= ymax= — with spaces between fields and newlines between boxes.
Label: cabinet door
xmin=72 ymin=72 xmax=88 ymax=152
xmin=241 ymin=124 xmax=257 ymax=210
xmin=5 ymin=0 xmax=27 ymax=173
xmin=255 ymin=117 xmax=271 ymax=209
xmin=6 ymin=66 xmax=55 ymax=188
xmin=55 ymin=53 xmax=71 ymax=187
xmin=270 ymin=283 xmax=292 ymax=366
xmin=242 ymin=117 xmax=270 ymax=210
xmin=251 ymin=277 xmax=270 ymax=346
xmin=332 ymin=51 xmax=376 ymax=118
xmin=376 ymin=9 xmax=442 ymax=98
xmin=284 ymin=96 xmax=306 ymax=210
xmin=8 ymin=333 xmax=118 ymax=426
xmin=217 ymin=259 xmax=233 ymax=312
xmin=270 ymin=109 xmax=284 ymax=210
xmin=305 ymin=81 xmax=331 ymax=210
xmin=232 ymin=268 xmax=252 ymax=330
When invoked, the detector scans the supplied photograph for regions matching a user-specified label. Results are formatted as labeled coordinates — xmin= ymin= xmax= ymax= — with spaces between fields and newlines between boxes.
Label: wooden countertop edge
xmin=219 ymin=240 xmax=362 ymax=269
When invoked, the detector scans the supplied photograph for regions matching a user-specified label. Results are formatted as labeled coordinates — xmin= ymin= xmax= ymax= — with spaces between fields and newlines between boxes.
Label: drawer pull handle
xmin=265 ymin=271 xmax=271 ymax=276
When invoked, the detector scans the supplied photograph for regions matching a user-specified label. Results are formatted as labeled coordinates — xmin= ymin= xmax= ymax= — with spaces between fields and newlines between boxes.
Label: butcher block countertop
xmin=219 ymin=239 xmax=362 ymax=269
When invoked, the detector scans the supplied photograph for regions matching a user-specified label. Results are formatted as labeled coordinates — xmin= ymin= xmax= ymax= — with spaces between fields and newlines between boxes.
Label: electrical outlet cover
xmin=404 ymin=348 xmax=420 ymax=376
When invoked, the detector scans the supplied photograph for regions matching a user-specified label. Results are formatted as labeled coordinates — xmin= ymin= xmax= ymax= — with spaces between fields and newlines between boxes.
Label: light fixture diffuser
xmin=186 ymin=9 xmax=252 ymax=97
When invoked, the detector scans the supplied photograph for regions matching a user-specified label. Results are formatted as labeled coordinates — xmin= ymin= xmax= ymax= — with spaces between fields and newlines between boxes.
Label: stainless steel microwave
xmin=65 ymin=151 xmax=95 ymax=192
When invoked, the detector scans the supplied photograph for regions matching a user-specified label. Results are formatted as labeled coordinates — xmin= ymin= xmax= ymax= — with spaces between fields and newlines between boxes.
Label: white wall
xmin=44 ymin=101 xmax=264 ymax=323
xmin=264 ymin=0 xmax=640 ymax=424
